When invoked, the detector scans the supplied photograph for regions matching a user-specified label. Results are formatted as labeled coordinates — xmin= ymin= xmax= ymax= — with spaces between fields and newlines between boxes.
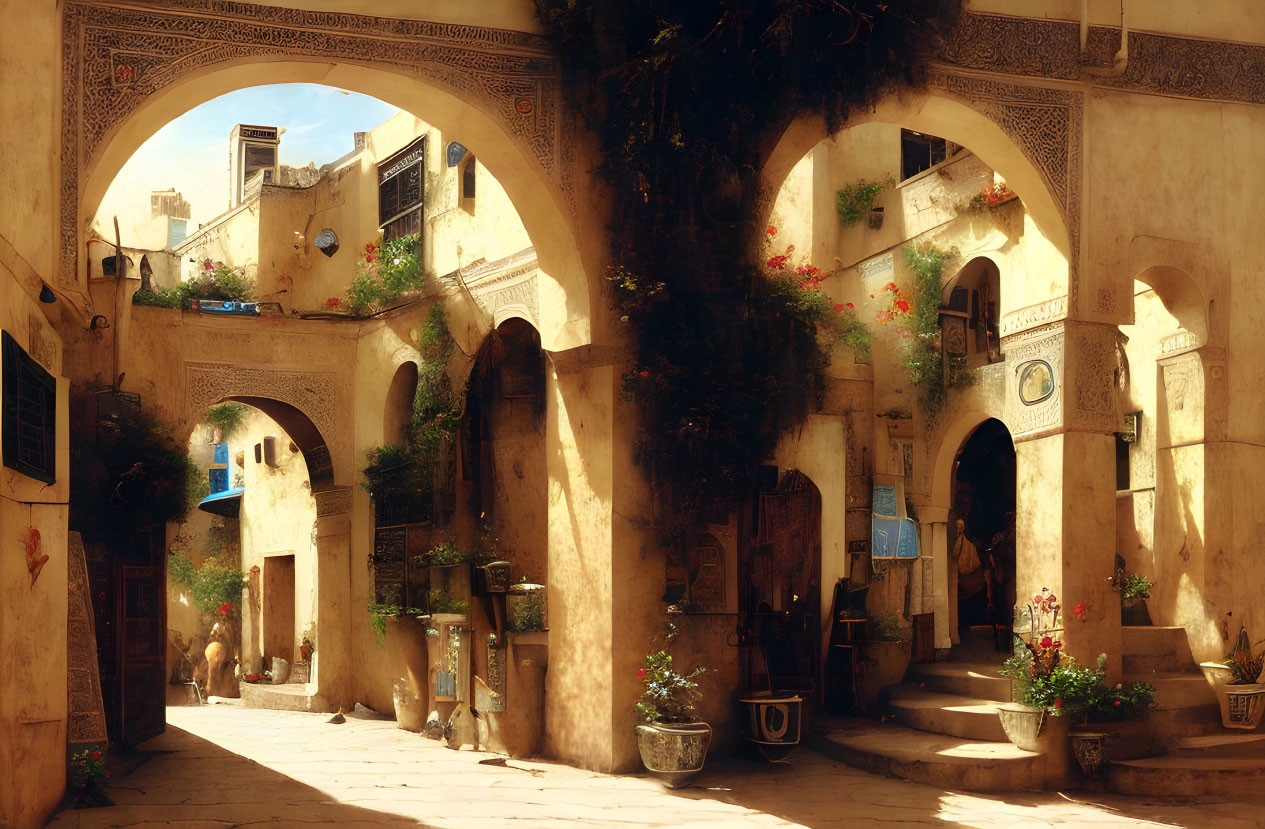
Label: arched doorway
xmin=948 ymin=418 xmax=1015 ymax=650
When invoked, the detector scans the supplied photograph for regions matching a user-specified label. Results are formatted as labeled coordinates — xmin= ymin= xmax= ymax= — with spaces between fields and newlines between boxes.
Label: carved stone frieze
xmin=61 ymin=1 xmax=568 ymax=286
xmin=184 ymin=362 xmax=347 ymax=479
xmin=1000 ymin=295 xmax=1069 ymax=338
xmin=941 ymin=12 xmax=1265 ymax=106
xmin=463 ymin=247 xmax=541 ymax=328
xmin=314 ymin=487 xmax=352 ymax=517
xmin=1003 ymin=324 xmax=1064 ymax=439
xmin=1159 ymin=329 xmax=1199 ymax=357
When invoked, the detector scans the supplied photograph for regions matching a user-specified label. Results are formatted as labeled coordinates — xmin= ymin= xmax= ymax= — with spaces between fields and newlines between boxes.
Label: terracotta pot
xmin=635 ymin=721 xmax=712 ymax=788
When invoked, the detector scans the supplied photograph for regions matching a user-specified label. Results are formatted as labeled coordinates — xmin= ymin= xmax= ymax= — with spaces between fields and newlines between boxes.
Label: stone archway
xmin=61 ymin=1 xmax=593 ymax=350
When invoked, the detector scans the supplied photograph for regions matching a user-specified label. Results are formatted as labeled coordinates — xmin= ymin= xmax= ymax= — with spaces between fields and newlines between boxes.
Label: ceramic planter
xmin=739 ymin=694 xmax=802 ymax=761
xmin=1225 ymin=686 xmax=1265 ymax=730
xmin=997 ymin=702 xmax=1068 ymax=753
xmin=1200 ymin=662 xmax=1238 ymax=728
xmin=635 ymin=721 xmax=712 ymax=787
xmin=1070 ymin=732 xmax=1108 ymax=788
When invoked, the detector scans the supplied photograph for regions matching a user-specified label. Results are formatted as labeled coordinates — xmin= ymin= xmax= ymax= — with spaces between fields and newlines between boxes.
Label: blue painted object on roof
xmin=197 ymin=486 xmax=243 ymax=517
xmin=195 ymin=300 xmax=260 ymax=316
xmin=209 ymin=468 xmax=228 ymax=494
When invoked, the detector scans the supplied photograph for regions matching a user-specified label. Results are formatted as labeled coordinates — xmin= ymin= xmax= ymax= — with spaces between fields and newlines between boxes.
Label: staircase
xmin=809 ymin=625 xmax=1259 ymax=795
xmin=1107 ymin=626 xmax=1265 ymax=799
xmin=808 ymin=629 xmax=1068 ymax=791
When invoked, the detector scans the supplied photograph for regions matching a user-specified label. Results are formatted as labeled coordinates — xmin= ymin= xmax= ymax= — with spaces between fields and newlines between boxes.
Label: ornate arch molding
xmin=184 ymin=361 xmax=348 ymax=485
xmin=60 ymin=0 xmax=568 ymax=287
xmin=925 ymin=69 xmax=1083 ymax=312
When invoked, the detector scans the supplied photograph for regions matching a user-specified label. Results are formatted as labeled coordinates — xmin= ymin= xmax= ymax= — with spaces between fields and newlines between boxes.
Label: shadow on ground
xmin=48 ymin=724 xmax=428 ymax=828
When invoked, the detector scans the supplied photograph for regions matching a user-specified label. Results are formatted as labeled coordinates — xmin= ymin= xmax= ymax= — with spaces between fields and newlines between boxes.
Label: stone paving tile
xmin=44 ymin=705 xmax=1265 ymax=828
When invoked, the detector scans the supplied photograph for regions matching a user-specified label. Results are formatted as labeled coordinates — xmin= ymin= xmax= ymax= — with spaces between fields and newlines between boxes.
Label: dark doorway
xmin=949 ymin=419 xmax=1016 ymax=645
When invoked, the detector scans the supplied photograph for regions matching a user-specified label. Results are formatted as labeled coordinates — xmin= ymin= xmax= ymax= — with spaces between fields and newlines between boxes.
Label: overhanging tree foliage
xmin=535 ymin=1 xmax=957 ymax=537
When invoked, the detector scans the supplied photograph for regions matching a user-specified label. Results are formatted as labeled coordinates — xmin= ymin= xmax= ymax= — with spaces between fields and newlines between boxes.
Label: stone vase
xmin=739 ymin=694 xmax=802 ymax=761
xmin=997 ymin=702 xmax=1068 ymax=753
xmin=635 ymin=721 xmax=712 ymax=788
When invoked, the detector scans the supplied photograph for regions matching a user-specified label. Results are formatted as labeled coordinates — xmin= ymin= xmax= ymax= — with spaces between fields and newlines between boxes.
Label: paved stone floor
xmin=47 ymin=705 xmax=1263 ymax=828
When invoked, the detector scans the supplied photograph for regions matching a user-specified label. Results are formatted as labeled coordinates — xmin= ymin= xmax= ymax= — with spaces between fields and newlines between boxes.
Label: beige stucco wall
xmin=236 ymin=409 xmax=318 ymax=673
xmin=0 ymin=266 xmax=70 ymax=829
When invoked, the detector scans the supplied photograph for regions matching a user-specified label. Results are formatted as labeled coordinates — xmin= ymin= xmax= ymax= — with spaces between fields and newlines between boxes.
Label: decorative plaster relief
xmin=1004 ymin=325 xmax=1064 ymax=437
xmin=925 ymin=71 xmax=1082 ymax=311
xmin=61 ymin=1 xmax=569 ymax=287
xmin=1160 ymin=330 xmax=1199 ymax=357
xmin=463 ymin=248 xmax=541 ymax=328
xmin=184 ymin=362 xmax=345 ymax=479
xmin=1000 ymin=295 xmax=1068 ymax=338
xmin=1069 ymin=325 xmax=1127 ymax=434
xmin=27 ymin=314 xmax=58 ymax=374
xmin=941 ymin=12 xmax=1265 ymax=106
xmin=314 ymin=487 xmax=352 ymax=517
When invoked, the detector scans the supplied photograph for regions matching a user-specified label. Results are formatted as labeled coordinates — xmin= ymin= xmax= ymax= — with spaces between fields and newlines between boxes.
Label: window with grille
xmin=379 ymin=137 xmax=425 ymax=243
xmin=900 ymin=129 xmax=956 ymax=181
xmin=2 ymin=330 xmax=56 ymax=484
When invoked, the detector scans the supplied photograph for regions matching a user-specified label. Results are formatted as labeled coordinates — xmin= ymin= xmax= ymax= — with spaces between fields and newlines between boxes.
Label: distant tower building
xmin=228 ymin=124 xmax=281 ymax=208
xmin=150 ymin=188 xmax=191 ymax=247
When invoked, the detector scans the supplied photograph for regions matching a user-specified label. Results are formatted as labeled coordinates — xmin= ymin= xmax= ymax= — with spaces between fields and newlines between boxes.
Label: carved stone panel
xmin=61 ymin=1 xmax=569 ymax=287
xmin=1004 ymin=324 xmax=1065 ymax=439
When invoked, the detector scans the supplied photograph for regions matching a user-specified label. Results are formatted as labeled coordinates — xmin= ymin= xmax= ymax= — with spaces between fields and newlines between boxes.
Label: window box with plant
xmin=634 ymin=616 xmax=710 ymax=788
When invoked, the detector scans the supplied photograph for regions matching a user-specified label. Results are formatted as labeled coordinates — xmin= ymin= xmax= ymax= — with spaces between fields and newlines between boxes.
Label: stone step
xmin=240 ymin=681 xmax=322 ymax=713
xmin=1108 ymin=755 xmax=1265 ymax=799
xmin=807 ymin=718 xmax=1054 ymax=792
xmin=906 ymin=660 xmax=1012 ymax=702
xmin=1171 ymin=733 xmax=1265 ymax=757
xmin=885 ymin=686 xmax=1008 ymax=742
xmin=1122 ymin=671 xmax=1217 ymax=710
xmin=1122 ymin=626 xmax=1196 ymax=674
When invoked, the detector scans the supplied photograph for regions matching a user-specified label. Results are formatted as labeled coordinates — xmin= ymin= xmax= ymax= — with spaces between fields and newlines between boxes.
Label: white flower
xmin=393 ymin=258 xmax=401 ymax=265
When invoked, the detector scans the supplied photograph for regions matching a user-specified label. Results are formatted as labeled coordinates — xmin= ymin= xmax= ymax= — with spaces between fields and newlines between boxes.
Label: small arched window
xmin=459 ymin=154 xmax=476 ymax=212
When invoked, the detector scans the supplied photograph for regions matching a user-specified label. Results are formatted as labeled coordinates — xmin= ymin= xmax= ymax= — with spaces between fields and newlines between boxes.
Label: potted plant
xmin=855 ymin=611 xmax=912 ymax=716
xmin=634 ymin=617 xmax=710 ymax=788
xmin=68 ymin=747 xmax=111 ymax=808
xmin=1206 ymin=625 xmax=1265 ymax=729
xmin=1110 ymin=562 xmax=1153 ymax=626
xmin=996 ymin=588 xmax=1065 ymax=751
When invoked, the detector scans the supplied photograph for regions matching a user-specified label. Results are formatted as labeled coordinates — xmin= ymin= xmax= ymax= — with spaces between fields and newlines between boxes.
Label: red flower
xmin=884 ymin=282 xmax=898 ymax=293
xmin=766 ymin=225 xmax=777 ymax=236
xmin=845 ymin=302 xmax=854 ymax=310
xmin=365 ymin=242 xmax=377 ymax=252
xmin=638 ymin=370 xmax=649 ymax=378
xmin=90 ymin=751 xmax=101 ymax=761
xmin=869 ymin=294 xmax=875 ymax=299
xmin=766 ymin=254 xmax=789 ymax=269
xmin=366 ymin=254 xmax=376 ymax=263
xmin=1073 ymin=602 xmax=1087 ymax=617
xmin=1039 ymin=635 xmax=1053 ymax=649
xmin=218 ymin=601 xmax=232 ymax=616
xmin=1114 ymin=700 xmax=1122 ymax=706
xmin=1053 ymin=698 xmax=1063 ymax=709
xmin=832 ymin=304 xmax=844 ymax=314
xmin=895 ymin=299 xmax=911 ymax=313
xmin=324 ymin=297 xmax=341 ymax=307
xmin=637 ymin=668 xmax=647 ymax=679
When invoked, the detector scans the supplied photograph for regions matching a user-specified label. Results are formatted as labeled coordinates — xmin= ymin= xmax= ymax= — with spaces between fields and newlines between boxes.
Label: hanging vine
xmin=535 ymin=1 xmax=956 ymax=535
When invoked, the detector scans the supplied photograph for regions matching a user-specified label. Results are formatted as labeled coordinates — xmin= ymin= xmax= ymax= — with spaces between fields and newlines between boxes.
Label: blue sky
xmin=97 ymin=84 xmax=398 ymax=232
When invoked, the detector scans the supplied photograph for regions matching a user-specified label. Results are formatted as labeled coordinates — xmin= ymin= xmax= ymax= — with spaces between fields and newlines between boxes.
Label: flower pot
xmin=1070 ymin=732 xmax=1108 ymax=788
xmin=1121 ymin=597 xmax=1152 ymax=626
xmin=1225 ymin=685 xmax=1265 ymax=730
xmin=480 ymin=561 xmax=512 ymax=593
xmin=997 ymin=702 xmax=1068 ymax=753
xmin=635 ymin=721 xmax=712 ymax=788
xmin=1200 ymin=662 xmax=1236 ymax=728
xmin=739 ymin=694 xmax=802 ymax=761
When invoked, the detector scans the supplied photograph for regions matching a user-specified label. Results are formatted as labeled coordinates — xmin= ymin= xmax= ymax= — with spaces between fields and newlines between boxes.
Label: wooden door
xmin=120 ymin=564 xmax=166 ymax=746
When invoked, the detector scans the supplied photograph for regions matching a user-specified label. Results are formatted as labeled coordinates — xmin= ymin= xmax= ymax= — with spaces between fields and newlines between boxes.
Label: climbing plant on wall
xmin=535 ymin=0 xmax=956 ymax=536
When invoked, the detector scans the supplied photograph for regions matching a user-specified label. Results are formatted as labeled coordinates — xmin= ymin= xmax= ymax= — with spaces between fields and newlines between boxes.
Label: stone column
xmin=1005 ymin=320 xmax=1123 ymax=681
xmin=541 ymin=343 xmax=655 ymax=773
xmin=313 ymin=487 xmax=352 ymax=710
xmin=920 ymin=507 xmax=952 ymax=651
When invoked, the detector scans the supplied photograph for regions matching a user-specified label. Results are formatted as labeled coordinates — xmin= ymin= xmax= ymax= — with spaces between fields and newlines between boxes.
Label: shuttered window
xmin=379 ymin=137 xmax=425 ymax=242
xmin=2 ymin=330 xmax=56 ymax=484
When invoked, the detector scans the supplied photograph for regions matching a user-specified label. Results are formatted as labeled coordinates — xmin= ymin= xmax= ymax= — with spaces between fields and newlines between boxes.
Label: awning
xmin=197 ymin=486 xmax=243 ymax=517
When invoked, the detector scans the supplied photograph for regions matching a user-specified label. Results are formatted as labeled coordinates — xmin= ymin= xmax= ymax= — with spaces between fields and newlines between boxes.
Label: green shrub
xmin=131 ymin=264 xmax=254 ymax=310
xmin=836 ymin=180 xmax=884 ymax=228
xmin=203 ymin=403 xmax=247 ymax=439
xmin=169 ymin=553 xmax=246 ymax=615
xmin=1023 ymin=653 xmax=1155 ymax=722
xmin=345 ymin=235 xmax=423 ymax=315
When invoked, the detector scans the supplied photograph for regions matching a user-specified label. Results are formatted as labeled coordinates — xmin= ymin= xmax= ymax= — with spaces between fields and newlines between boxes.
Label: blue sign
xmin=446 ymin=142 xmax=468 ymax=167
xmin=873 ymin=484 xmax=898 ymax=518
